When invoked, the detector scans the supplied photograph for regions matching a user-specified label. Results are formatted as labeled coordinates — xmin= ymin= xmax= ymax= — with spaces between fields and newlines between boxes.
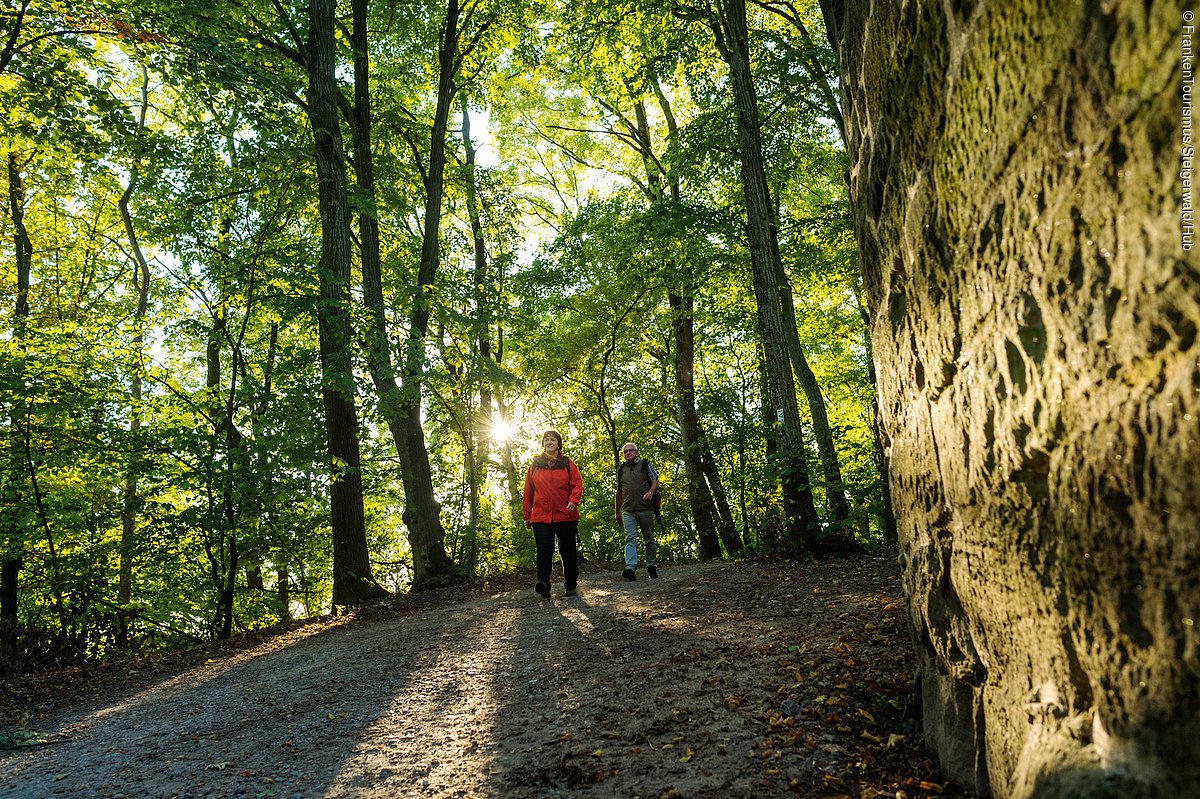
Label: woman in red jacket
xmin=522 ymin=429 xmax=583 ymax=598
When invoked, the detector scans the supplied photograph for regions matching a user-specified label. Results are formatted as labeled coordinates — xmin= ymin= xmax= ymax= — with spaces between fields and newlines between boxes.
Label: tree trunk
xmin=669 ymin=291 xmax=723 ymax=560
xmin=117 ymin=70 xmax=151 ymax=645
xmin=461 ymin=96 xmax=491 ymax=576
xmin=276 ymin=566 xmax=291 ymax=621
xmin=203 ymin=125 xmax=249 ymax=641
xmin=218 ymin=426 xmax=237 ymax=638
xmin=19 ymin=423 xmax=64 ymax=636
xmin=714 ymin=0 xmax=821 ymax=548
xmin=698 ymin=127 xmax=855 ymax=540
xmin=348 ymin=0 xmax=448 ymax=589
xmin=205 ymin=320 xmax=238 ymax=640
xmin=306 ymin=0 xmax=386 ymax=605
xmin=118 ymin=174 xmax=150 ymax=645
xmin=0 ymin=558 xmax=17 ymax=630
xmin=251 ymin=322 xmax=287 ymax=611
xmin=830 ymin=1 xmax=1199 ymax=796
xmin=2 ymin=152 xmax=31 ymax=629
xmin=388 ymin=0 xmax=463 ymax=588
xmin=860 ymin=322 xmax=897 ymax=542
xmin=776 ymin=271 xmax=854 ymax=539
xmin=648 ymin=77 xmax=741 ymax=558
xmin=346 ymin=0 xmax=464 ymax=589
xmin=699 ymin=445 xmax=741 ymax=555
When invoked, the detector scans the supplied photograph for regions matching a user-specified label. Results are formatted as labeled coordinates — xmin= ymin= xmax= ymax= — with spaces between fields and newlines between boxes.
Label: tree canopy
xmin=1 ymin=0 xmax=881 ymax=667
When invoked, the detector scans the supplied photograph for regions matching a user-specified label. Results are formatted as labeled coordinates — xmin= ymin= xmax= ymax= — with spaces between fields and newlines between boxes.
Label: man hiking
xmin=614 ymin=442 xmax=660 ymax=581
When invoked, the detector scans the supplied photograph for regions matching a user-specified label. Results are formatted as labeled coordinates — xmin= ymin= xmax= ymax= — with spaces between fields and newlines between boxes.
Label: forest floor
xmin=0 ymin=549 xmax=973 ymax=799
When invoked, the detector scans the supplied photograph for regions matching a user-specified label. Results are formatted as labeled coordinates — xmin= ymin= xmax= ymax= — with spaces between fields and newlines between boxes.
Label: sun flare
xmin=491 ymin=418 xmax=515 ymax=443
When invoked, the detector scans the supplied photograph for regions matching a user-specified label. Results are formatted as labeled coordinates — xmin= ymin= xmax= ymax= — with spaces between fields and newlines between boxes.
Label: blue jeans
xmin=532 ymin=521 xmax=579 ymax=589
xmin=622 ymin=510 xmax=657 ymax=570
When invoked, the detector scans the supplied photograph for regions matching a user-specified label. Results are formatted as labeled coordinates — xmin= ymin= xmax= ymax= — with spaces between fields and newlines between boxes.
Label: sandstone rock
xmin=826 ymin=1 xmax=1200 ymax=796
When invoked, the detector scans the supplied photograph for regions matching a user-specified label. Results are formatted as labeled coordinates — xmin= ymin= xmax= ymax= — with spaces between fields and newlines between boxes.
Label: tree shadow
xmin=0 ymin=608 xmax=458 ymax=798
xmin=2 ymin=557 xmax=934 ymax=799
xmin=478 ymin=565 xmax=783 ymax=798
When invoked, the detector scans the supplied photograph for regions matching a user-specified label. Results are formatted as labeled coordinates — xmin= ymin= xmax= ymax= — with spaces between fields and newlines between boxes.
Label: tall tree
xmin=348 ymin=0 xmax=449 ymax=587
xmin=305 ymin=0 xmax=387 ymax=605
xmin=398 ymin=0 xmax=465 ymax=584
xmin=649 ymin=77 xmax=743 ymax=557
xmin=116 ymin=65 xmax=152 ymax=645
xmin=752 ymin=0 xmax=887 ymax=537
xmin=352 ymin=0 xmax=465 ymax=588
xmin=459 ymin=96 xmax=494 ymax=574
xmin=636 ymin=83 xmax=740 ymax=559
xmin=2 ymin=151 xmax=32 ymax=630
xmin=2 ymin=0 xmax=38 ymax=638
xmin=708 ymin=0 xmax=821 ymax=547
xmin=777 ymin=267 xmax=852 ymax=530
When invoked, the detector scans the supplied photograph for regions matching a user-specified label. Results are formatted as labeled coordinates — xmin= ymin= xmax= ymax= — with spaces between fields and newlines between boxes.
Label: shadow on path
xmin=2 ymin=554 xmax=965 ymax=799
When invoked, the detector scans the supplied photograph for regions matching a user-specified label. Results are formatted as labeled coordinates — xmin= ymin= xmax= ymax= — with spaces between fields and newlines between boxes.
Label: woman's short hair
xmin=542 ymin=429 xmax=564 ymax=451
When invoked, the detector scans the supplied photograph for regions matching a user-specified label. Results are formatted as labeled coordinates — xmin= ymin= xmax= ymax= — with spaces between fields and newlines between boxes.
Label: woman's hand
xmin=566 ymin=501 xmax=577 ymax=511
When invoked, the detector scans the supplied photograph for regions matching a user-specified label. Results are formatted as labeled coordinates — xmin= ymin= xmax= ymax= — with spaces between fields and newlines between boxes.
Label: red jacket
xmin=523 ymin=456 xmax=583 ymax=523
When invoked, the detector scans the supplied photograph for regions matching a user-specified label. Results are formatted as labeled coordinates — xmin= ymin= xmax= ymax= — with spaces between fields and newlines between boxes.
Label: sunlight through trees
xmin=1 ymin=0 xmax=879 ymax=666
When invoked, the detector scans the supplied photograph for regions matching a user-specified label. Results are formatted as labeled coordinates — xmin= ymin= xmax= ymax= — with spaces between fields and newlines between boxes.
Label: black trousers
xmin=532 ymin=521 xmax=579 ymax=589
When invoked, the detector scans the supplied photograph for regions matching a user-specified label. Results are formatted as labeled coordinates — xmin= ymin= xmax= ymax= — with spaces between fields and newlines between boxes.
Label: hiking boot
xmin=535 ymin=580 xmax=551 ymax=599
xmin=564 ymin=586 xmax=577 ymax=597
xmin=648 ymin=565 xmax=658 ymax=579
xmin=623 ymin=567 xmax=636 ymax=581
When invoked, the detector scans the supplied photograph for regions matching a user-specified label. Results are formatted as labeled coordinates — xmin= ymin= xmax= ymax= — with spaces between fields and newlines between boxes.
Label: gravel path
xmin=1 ymin=555 xmax=966 ymax=799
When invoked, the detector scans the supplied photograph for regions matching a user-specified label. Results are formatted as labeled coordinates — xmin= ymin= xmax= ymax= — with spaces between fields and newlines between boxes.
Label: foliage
xmin=1 ymin=0 xmax=881 ymax=670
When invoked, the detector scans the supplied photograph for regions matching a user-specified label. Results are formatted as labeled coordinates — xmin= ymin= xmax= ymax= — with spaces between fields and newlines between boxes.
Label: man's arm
xmin=643 ymin=477 xmax=660 ymax=501
xmin=643 ymin=461 xmax=660 ymax=501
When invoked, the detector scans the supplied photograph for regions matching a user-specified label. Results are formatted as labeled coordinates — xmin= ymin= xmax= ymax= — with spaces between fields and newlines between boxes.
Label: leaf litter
xmin=0 ymin=548 xmax=970 ymax=798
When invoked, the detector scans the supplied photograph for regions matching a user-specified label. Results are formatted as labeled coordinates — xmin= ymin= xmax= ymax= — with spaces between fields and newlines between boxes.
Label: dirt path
xmin=1 ymin=554 xmax=968 ymax=798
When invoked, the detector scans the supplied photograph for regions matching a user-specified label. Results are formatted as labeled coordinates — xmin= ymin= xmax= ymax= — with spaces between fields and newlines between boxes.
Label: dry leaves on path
xmin=0 ymin=549 xmax=971 ymax=798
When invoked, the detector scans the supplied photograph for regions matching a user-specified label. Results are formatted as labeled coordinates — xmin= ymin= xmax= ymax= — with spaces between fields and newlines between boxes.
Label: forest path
xmin=1 ymin=553 xmax=965 ymax=798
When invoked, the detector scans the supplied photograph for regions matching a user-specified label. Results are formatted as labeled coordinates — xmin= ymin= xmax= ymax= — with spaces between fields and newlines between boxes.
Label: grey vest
xmin=618 ymin=460 xmax=654 ymax=512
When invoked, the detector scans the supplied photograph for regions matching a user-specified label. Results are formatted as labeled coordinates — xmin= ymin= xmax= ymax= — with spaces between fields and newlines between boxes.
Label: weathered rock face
xmin=830 ymin=1 xmax=1199 ymax=796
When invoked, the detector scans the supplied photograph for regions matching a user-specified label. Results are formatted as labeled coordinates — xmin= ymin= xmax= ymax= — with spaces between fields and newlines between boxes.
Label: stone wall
xmin=831 ymin=1 xmax=1199 ymax=796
